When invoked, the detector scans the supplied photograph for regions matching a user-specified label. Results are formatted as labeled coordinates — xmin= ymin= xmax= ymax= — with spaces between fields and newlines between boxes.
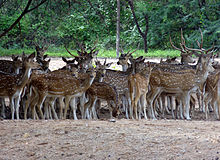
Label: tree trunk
xmin=127 ymin=0 xmax=149 ymax=53
xmin=143 ymin=36 xmax=148 ymax=53
xmin=116 ymin=0 xmax=120 ymax=58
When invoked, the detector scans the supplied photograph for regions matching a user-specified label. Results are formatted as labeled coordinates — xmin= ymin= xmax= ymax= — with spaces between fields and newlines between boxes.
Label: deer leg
xmin=84 ymin=95 xmax=92 ymax=119
xmin=79 ymin=94 xmax=86 ymax=118
xmin=141 ymin=94 xmax=148 ymax=120
xmin=63 ymin=96 xmax=70 ymax=119
xmin=24 ymin=89 xmax=32 ymax=120
xmin=36 ymin=94 xmax=46 ymax=119
xmin=29 ymin=94 xmax=38 ymax=119
xmin=197 ymin=92 xmax=202 ymax=112
xmin=70 ymin=97 xmax=78 ymax=120
xmin=91 ymin=98 xmax=98 ymax=119
xmin=107 ymin=101 xmax=113 ymax=119
xmin=214 ymin=101 xmax=219 ymax=119
xmin=171 ymin=96 xmax=175 ymax=119
xmin=121 ymin=96 xmax=129 ymax=119
xmin=165 ymin=96 xmax=171 ymax=114
xmin=15 ymin=94 xmax=22 ymax=120
xmin=190 ymin=96 xmax=196 ymax=117
xmin=182 ymin=93 xmax=191 ymax=120
xmin=158 ymin=96 xmax=163 ymax=113
xmin=134 ymin=92 xmax=141 ymax=120
xmin=9 ymin=97 xmax=15 ymax=120
xmin=204 ymin=93 xmax=211 ymax=120
xmin=58 ymin=97 xmax=64 ymax=119
xmin=48 ymin=97 xmax=58 ymax=120
xmin=179 ymin=100 xmax=184 ymax=120
xmin=161 ymin=98 xmax=166 ymax=118
xmin=138 ymin=100 xmax=142 ymax=120
xmin=151 ymin=90 xmax=162 ymax=120
xmin=43 ymin=99 xmax=49 ymax=119
xmin=0 ymin=98 xmax=6 ymax=118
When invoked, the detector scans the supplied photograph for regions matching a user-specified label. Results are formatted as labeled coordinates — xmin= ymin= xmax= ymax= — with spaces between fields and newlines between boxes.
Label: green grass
xmin=0 ymin=47 xmax=180 ymax=58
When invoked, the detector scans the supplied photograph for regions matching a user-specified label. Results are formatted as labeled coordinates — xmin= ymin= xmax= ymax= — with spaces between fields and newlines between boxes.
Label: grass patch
xmin=0 ymin=47 xmax=180 ymax=58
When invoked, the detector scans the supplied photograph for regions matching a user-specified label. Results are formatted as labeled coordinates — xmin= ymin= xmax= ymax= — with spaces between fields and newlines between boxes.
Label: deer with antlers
xmin=24 ymin=44 xmax=99 ymax=120
xmin=147 ymin=29 xmax=215 ymax=120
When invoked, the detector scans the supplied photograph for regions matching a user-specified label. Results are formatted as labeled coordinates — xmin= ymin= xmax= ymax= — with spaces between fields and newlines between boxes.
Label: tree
xmin=126 ymin=0 xmax=149 ymax=53
xmin=116 ymin=0 xmax=120 ymax=57
xmin=0 ymin=0 xmax=47 ymax=38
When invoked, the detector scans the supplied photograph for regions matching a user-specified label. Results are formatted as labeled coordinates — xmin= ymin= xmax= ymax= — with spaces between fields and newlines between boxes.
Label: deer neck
xmin=80 ymin=74 xmax=95 ymax=91
xmin=122 ymin=64 xmax=129 ymax=72
xmin=17 ymin=65 xmax=32 ymax=88
xmin=195 ymin=63 xmax=210 ymax=85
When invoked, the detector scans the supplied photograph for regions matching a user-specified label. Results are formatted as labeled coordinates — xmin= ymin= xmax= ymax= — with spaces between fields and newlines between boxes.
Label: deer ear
xmin=136 ymin=56 xmax=144 ymax=62
xmin=11 ymin=55 xmax=19 ymax=61
xmin=47 ymin=58 xmax=51 ymax=63
xmin=106 ymin=62 xmax=113 ymax=67
xmin=28 ymin=52 xmax=35 ymax=59
xmin=43 ymin=55 xmax=48 ymax=59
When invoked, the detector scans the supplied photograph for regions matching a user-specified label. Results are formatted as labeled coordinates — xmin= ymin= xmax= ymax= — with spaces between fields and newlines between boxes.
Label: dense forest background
xmin=0 ymin=0 xmax=219 ymax=53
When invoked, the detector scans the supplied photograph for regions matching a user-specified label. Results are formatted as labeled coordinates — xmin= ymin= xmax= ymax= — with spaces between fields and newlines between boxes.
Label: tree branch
xmin=0 ymin=0 xmax=47 ymax=38
xmin=26 ymin=0 xmax=47 ymax=13
xmin=127 ymin=0 xmax=145 ymax=38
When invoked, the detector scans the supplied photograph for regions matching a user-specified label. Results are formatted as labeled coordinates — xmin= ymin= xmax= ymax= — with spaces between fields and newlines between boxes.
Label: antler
xmin=170 ymin=29 xmax=187 ymax=54
xmin=65 ymin=46 xmax=85 ymax=59
xmin=170 ymin=28 xmax=216 ymax=57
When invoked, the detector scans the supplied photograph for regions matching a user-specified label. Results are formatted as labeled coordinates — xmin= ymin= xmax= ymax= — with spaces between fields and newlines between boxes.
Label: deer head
xmin=117 ymin=47 xmax=139 ymax=71
xmin=65 ymin=45 xmax=99 ymax=72
xmin=170 ymin=29 xmax=195 ymax=64
xmin=95 ymin=59 xmax=113 ymax=82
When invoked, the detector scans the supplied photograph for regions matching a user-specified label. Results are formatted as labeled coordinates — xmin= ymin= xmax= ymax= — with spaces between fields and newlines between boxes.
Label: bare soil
xmin=0 ymin=57 xmax=220 ymax=160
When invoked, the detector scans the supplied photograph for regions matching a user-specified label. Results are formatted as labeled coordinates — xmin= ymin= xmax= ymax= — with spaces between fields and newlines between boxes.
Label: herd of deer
xmin=0 ymin=29 xmax=219 ymax=121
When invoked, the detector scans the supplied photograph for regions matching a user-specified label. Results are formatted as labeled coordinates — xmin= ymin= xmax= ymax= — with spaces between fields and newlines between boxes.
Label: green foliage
xmin=0 ymin=0 xmax=219 ymax=54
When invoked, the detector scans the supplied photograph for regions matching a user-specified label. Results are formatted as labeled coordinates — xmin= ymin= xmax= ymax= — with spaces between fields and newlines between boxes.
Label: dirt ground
xmin=0 ymin=57 xmax=220 ymax=160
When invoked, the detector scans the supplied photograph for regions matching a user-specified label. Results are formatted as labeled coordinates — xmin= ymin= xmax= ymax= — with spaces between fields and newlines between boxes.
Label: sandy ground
xmin=0 ymin=57 xmax=220 ymax=160
xmin=0 ymin=119 xmax=220 ymax=160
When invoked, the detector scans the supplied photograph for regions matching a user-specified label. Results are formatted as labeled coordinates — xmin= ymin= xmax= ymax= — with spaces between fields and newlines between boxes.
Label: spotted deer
xmin=84 ymin=82 xmax=120 ymax=119
xmin=148 ymin=29 xmax=215 ymax=120
xmin=128 ymin=61 xmax=152 ymax=120
xmin=0 ymin=54 xmax=23 ymax=118
xmin=0 ymin=53 xmax=40 ymax=119
xmin=0 ymin=54 xmax=23 ymax=74
xmin=34 ymin=42 xmax=50 ymax=64
xmin=82 ymin=60 xmax=119 ymax=119
xmin=27 ymin=68 xmax=96 ymax=120
xmin=25 ymin=45 xmax=99 ymax=120
xmin=23 ymin=57 xmax=51 ymax=119
xmin=203 ymin=71 xmax=220 ymax=119
xmin=117 ymin=48 xmax=137 ymax=71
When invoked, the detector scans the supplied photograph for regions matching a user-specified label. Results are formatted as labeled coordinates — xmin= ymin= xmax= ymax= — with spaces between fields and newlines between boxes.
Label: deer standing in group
xmin=24 ymin=45 xmax=99 ymax=120
xmin=0 ymin=54 xmax=23 ymax=118
xmin=83 ymin=59 xmax=120 ymax=119
xmin=147 ymin=29 xmax=215 ymax=120
xmin=0 ymin=53 xmax=40 ymax=119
